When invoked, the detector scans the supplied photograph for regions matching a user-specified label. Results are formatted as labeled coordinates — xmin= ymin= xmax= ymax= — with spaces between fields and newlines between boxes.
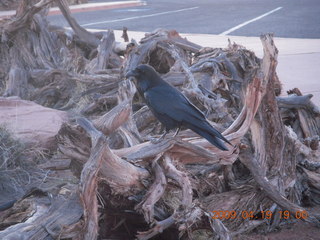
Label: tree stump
xmin=0 ymin=1 xmax=319 ymax=239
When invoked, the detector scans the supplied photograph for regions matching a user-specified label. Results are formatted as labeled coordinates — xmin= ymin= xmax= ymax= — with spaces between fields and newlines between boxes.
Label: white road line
xmin=81 ymin=6 xmax=199 ymax=27
xmin=219 ymin=7 xmax=283 ymax=36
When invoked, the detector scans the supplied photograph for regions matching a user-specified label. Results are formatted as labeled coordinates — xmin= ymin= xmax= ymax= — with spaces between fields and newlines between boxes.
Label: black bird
xmin=126 ymin=64 xmax=231 ymax=151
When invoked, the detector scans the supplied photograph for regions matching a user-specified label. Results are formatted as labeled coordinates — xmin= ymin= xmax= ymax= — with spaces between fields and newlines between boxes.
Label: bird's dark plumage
xmin=126 ymin=64 xmax=231 ymax=151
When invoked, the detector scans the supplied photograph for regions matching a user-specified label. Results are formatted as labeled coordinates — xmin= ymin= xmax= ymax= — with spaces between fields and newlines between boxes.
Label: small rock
xmin=0 ymin=97 xmax=68 ymax=150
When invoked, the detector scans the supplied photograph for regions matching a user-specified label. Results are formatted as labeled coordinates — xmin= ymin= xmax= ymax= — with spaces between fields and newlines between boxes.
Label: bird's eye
xmin=136 ymin=68 xmax=145 ymax=74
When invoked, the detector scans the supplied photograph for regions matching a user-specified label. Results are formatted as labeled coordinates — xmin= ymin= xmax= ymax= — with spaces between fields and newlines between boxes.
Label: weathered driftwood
xmin=0 ymin=192 xmax=83 ymax=239
xmin=55 ymin=0 xmax=100 ymax=48
xmin=0 ymin=0 xmax=319 ymax=239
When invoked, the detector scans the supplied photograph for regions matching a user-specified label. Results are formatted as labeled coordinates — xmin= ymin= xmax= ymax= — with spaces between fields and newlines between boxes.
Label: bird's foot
xmin=145 ymin=131 xmax=168 ymax=144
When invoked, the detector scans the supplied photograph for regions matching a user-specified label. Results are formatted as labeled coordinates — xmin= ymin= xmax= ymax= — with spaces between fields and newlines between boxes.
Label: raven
xmin=126 ymin=64 xmax=231 ymax=151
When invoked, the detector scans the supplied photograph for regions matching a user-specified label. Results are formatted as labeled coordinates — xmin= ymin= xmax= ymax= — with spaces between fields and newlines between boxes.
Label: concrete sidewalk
xmin=112 ymin=30 xmax=320 ymax=105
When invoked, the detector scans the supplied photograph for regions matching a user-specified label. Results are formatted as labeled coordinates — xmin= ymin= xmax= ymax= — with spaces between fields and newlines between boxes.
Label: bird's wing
xmin=144 ymin=85 xmax=205 ymax=123
xmin=145 ymin=85 xmax=230 ymax=146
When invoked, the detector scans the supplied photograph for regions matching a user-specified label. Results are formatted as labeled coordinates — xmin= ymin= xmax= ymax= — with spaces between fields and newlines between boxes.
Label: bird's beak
xmin=125 ymin=69 xmax=139 ymax=79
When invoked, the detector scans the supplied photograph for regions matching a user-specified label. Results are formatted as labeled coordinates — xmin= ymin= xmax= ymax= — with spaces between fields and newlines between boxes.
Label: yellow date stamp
xmin=211 ymin=210 xmax=309 ymax=220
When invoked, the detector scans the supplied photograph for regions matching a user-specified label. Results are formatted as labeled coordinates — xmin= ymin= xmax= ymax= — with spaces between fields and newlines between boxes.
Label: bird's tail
xmin=187 ymin=122 xmax=231 ymax=151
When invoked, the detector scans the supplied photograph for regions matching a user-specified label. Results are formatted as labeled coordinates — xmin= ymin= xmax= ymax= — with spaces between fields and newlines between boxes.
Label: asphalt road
xmin=48 ymin=0 xmax=320 ymax=38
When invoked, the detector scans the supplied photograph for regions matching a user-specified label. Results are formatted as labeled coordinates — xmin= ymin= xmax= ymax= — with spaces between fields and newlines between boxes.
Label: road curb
xmin=0 ymin=1 xmax=146 ymax=18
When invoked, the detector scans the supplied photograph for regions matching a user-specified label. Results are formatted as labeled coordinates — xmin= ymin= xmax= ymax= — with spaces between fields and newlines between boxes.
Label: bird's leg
xmin=150 ymin=127 xmax=181 ymax=144
xmin=172 ymin=126 xmax=181 ymax=138
xmin=150 ymin=130 xmax=168 ymax=144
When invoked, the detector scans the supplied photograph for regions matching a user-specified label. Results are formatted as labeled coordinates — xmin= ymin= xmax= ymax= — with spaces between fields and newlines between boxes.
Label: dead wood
xmin=0 ymin=1 xmax=319 ymax=239
xmin=57 ymin=120 xmax=149 ymax=195
xmin=77 ymin=118 xmax=104 ymax=240
xmin=239 ymin=143 xmax=318 ymax=225
xmin=162 ymin=154 xmax=193 ymax=208
xmin=0 ymin=193 xmax=83 ymax=239
xmin=1 ymin=0 xmax=53 ymax=38
xmin=208 ymin=218 xmax=231 ymax=240
xmin=92 ymin=99 xmax=131 ymax=135
xmin=135 ymin=154 xmax=167 ymax=224
xmin=55 ymin=0 xmax=100 ymax=48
